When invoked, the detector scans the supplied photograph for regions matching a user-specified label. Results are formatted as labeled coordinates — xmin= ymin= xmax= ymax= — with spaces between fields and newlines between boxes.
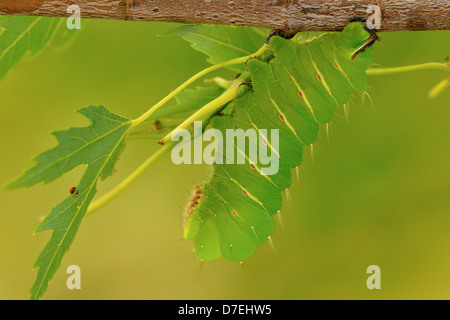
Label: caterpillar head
xmin=183 ymin=184 xmax=204 ymax=238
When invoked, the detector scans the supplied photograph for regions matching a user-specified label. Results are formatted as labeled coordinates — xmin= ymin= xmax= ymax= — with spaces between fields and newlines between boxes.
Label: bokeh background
xmin=0 ymin=18 xmax=449 ymax=300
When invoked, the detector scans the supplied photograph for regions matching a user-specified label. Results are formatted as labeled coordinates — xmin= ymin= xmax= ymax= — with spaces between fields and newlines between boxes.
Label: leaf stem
xmin=158 ymin=75 xmax=244 ymax=145
xmin=86 ymin=142 xmax=173 ymax=217
xmin=130 ymin=44 xmax=268 ymax=128
xmin=367 ymin=62 xmax=449 ymax=75
xmin=204 ymin=76 xmax=234 ymax=89
xmin=428 ymin=77 xmax=450 ymax=99
xmin=86 ymin=44 xmax=269 ymax=216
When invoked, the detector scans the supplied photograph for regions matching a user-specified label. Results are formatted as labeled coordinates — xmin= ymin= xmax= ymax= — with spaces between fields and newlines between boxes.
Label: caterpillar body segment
xmin=184 ymin=23 xmax=375 ymax=262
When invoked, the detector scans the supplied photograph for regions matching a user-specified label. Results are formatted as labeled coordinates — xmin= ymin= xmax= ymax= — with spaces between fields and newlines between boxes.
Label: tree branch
xmin=0 ymin=0 xmax=448 ymax=32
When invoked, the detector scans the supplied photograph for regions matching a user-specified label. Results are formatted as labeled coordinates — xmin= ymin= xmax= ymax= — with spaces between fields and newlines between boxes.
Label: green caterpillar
xmin=183 ymin=22 xmax=377 ymax=262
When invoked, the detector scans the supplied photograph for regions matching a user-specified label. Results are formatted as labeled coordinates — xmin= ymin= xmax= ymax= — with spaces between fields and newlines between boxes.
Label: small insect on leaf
xmin=69 ymin=186 xmax=76 ymax=195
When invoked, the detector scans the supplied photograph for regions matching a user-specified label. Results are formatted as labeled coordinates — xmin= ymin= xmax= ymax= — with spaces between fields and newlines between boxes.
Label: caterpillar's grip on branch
xmin=351 ymin=25 xmax=379 ymax=60
xmin=183 ymin=22 xmax=376 ymax=263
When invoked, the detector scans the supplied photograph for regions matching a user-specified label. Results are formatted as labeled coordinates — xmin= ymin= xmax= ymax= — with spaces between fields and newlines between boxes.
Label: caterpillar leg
xmin=266 ymin=29 xmax=296 ymax=44
xmin=238 ymin=81 xmax=253 ymax=91
xmin=244 ymin=57 xmax=260 ymax=70
xmin=349 ymin=16 xmax=367 ymax=23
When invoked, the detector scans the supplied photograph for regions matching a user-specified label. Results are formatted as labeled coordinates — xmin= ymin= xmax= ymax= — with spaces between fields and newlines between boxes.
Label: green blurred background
xmin=0 ymin=18 xmax=449 ymax=300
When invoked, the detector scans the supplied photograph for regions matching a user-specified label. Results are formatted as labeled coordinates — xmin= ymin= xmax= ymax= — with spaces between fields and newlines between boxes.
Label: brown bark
xmin=0 ymin=0 xmax=448 ymax=32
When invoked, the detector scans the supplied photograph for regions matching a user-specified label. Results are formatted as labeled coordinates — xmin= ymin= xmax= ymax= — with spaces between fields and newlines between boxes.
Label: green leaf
xmin=168 ymin=25 xmax=269 ymax=72
xmin=149 ymin=85 xmax=225 ymax=120
xmin=51 ymin=19 xmax=87 ymax=53
xmin=130 ymin=86 xmax=225 ymax=140
xmin=5 ymin=106 xmax=132 ymax=300
xmin=0 ymin=16 xmax=63 ymax=81
xmin=184 ymin=22 xmax=375 ymax=262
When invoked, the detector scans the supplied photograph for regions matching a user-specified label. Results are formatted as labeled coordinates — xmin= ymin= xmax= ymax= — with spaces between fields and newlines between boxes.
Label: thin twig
xmin=0 ymin=0 xmax=449 ymax=32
